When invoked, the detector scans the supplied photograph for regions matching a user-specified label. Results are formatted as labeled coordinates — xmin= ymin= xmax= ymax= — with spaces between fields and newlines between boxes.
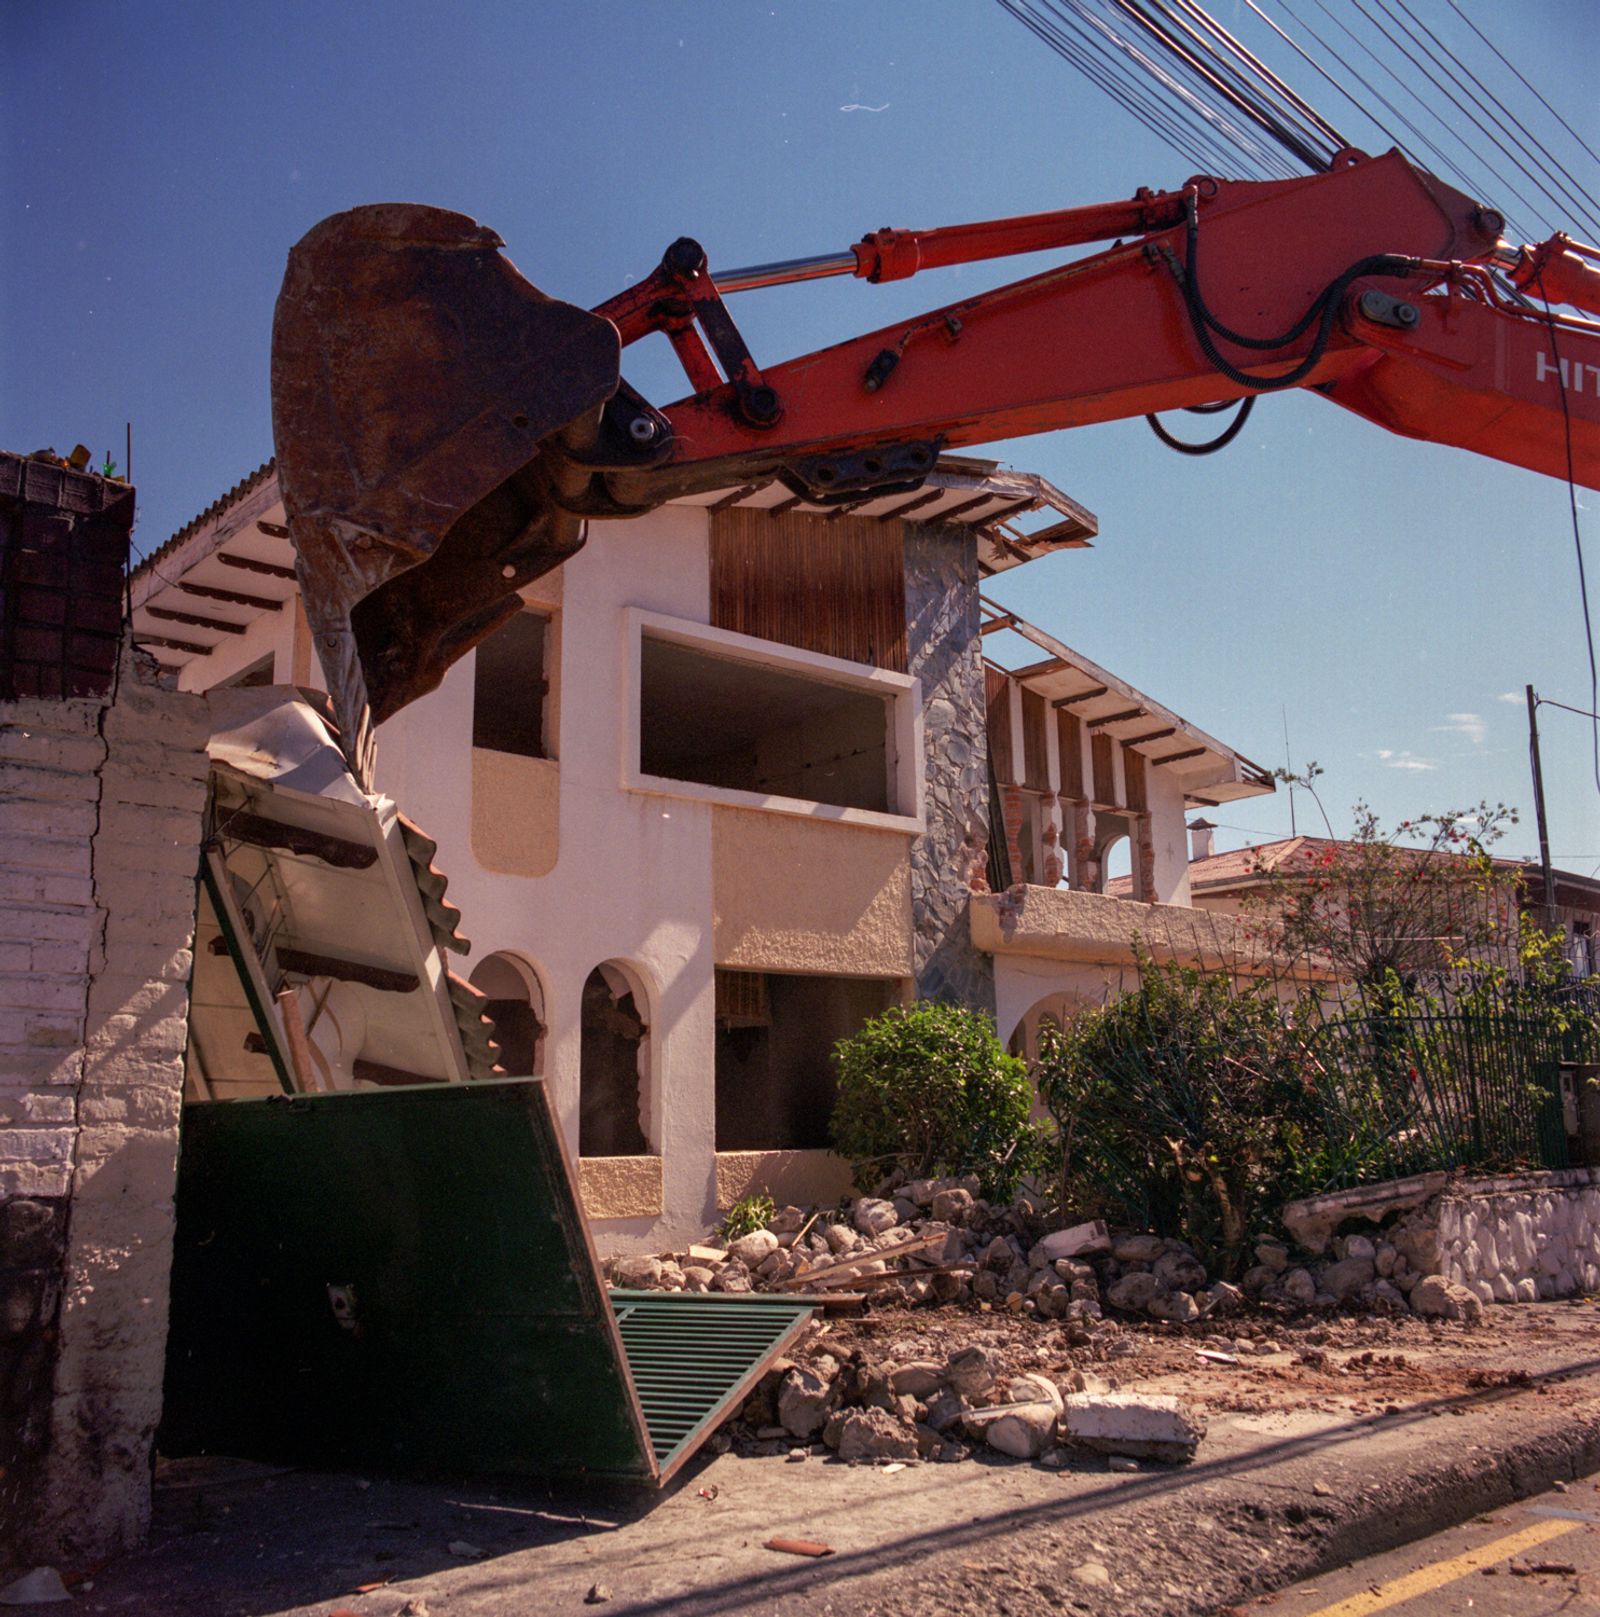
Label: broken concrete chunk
xmin=832 ymin=1407 xmax=919 ymax=1462
xmin=0 ymin=1567 xmax=72 ymax=1606
xmin=1153 ymin=1249 xmax=1207 ymax=1292
xmin=984 ymin=1403 xmax=1058 ymax=1459
xmin=685 ymin=1243 xmax=726 ymax=1265
xmin=778 ymin=1365 xmax=835 ymax=1439
xmin=1008 ymin=1372 xmax=1065 ymax=1415
xmin=930 ymin=1186 xmax=975 ymax=1223
xmin=888 ymin=1360 xmax=946 ymax=1399
xmin=1106 ymin=1271 xmax=1164 ymax=1312
xmin=1111 ymin=1232 xmax=1165 ymax=1263
xmin=610 ymin=1255 xmax=663 ymax=1289
xmin=853 ymin=1198 xmax=899 ymax=1236
xmin=946 ymin=1345 xmax=1000 ymax=1397
xmin=1146 ymin=1288 xmax=1200 ymax=1324
xmin=766 ymin=1205 xmax=807 ymax=1234
xmin=1255 ymin=1239 xmax=1291 ymax=1272
xmin=711 ymin=1262 xmax=752 ymax=1294
xmin=823 ymin=1223 xmax=859 ymax=1254
xmin=1062 ymin=1392 xmax=1205 ymax=1462
xmin=1038 ymin=1220 xmax=1112 ymax=1261
xmin=1410 ymin=1274 xmax=1485 ymax=1323
xmin=1281 ymin=1267 xmax=1318 ymax=1305
xmin=727 ymin=1230 xmax=779 ymax=1267
xmin=680 ymin=1265 xmax=715 ymax=1293
xmin=1321 ymin=1256 xmax=1375 ymax=1301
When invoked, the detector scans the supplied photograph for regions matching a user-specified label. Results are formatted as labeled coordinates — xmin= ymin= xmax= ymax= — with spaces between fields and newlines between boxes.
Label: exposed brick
xmin=0 ymin=1094 xmax=74 ymax=1125
xmin=0 ymin=975 xmax=87 ymax=1014
xmin=0 ymin=1130 xmax=74 ymax=1167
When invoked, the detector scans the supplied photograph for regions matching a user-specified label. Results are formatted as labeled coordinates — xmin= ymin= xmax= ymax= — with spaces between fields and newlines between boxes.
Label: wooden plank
xmin=220 ymin=809 xmax=379 ymax=870
xmin=710 ymin=507 xmax=907 ymax=672
xmin=218 ymin=551 xmax=296 ymax=580
xmin=274 ymin=946 xmax=419 ymax=994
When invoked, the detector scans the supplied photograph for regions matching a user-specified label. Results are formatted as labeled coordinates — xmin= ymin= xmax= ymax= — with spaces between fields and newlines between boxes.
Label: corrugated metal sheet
xmin=611 ymin=1291 xmax=819 ymax=1482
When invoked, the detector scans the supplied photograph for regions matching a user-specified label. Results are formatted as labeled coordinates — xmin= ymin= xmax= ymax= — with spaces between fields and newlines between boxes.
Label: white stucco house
xmin=130 ymin=454 xmax=1273 ymax=1251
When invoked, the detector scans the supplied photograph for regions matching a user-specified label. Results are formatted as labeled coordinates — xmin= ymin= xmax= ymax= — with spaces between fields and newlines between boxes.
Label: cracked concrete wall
xmin=0 ymin=647 xmax=210 ymax=1566
xmin=904 ymin=527 xmax=994 ymax=1013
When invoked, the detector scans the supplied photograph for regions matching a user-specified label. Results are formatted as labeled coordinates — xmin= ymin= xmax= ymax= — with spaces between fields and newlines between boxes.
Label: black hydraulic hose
xmin=1175 ymin=195 xmax=1418 ymax=391
xmin=1145 ymin=394 xmax=1256 ymax=453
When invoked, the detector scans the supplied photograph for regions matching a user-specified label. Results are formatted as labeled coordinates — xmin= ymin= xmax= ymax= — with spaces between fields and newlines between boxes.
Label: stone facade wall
xmin=904 ymin=527 xmax=993 ymax=1012
xmin=1 ymin=596 xmax=211 ymax=1559
xmin=1425 ymin=1169 xmax=1600 ymax=1303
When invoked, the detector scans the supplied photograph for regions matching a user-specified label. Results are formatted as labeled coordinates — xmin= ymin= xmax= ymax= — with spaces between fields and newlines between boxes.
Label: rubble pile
xmin=731 ymin=1332 xmax=1205 ymax=1468
xmin=605 ymin=1176 xmax=1491 ymax=1326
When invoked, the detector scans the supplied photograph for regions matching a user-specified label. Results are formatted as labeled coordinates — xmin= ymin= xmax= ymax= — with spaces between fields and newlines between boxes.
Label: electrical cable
xmin=1387 ymin=0 xmax=1600 ymax=244
xmin=1110 ymin=0 xmax=1332 ymax=171
xmin=1444 ymin=0 xmax=1600 ymax=176
xmin=1144 ymin=394 xmax=1256 ymax=453
xmin=997 ymin=0 xmax=1229 ymax=175
xmin=1535 ymin=285 xmax=1600 ymax=798
xmin=1055 ymin=0 xmax=1294 ymax=176
xmin=1349 ymin=0 xmax=1565 ymax=241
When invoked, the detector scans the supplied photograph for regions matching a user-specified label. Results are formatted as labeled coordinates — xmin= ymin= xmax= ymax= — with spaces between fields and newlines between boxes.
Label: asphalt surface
xmin=1244 ymin=1475 xmax=1600 ymax=1614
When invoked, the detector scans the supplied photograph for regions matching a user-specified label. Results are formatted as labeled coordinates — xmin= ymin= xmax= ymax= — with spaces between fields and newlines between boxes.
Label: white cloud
xmin=1497 ymin=691 xmax=1523 ymax=704
xmin=1434 ymin=712 xmax=1486 ymax=745
xmin=1376 ymin=748 xmax=1437 ymax=771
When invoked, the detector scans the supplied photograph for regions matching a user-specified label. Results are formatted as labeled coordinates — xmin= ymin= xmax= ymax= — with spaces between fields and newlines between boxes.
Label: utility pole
xmin=1526 ymin=684 xmax=1558 ymax=926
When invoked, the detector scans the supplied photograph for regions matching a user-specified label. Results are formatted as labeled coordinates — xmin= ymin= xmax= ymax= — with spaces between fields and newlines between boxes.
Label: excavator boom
xmin=269 ymin=151 xmax=1599 ymax=771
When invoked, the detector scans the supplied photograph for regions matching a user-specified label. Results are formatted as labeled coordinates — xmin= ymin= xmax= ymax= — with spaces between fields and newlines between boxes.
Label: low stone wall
xmin=1427 ymin=1168 xmax=1600 ymax=1303
xmin=1285 ymin=1167 xmax=1600 ymax=1308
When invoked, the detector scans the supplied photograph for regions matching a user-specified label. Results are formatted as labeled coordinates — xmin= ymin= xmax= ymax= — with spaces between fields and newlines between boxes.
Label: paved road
xmin=1244 ymin=1475 xmax=1600 ymax=1616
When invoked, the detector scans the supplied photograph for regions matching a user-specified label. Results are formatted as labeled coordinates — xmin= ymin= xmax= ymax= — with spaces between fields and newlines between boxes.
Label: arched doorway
xmin=469 ymin=952 xmax=547 ymax=1077
xmin=579 ymin=962 xmax=651 ymax=1156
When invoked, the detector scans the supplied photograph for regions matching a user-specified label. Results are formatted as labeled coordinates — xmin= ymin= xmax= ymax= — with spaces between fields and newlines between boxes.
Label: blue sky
xmin=5 ymin=1 xmax=1597 ymax=871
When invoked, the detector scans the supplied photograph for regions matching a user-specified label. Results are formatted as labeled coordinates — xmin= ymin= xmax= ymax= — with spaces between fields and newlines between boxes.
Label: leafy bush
xmin=830 ymin=1001 xmax=1048 ymax=1200
xmin=1034 ymin=957 xmax=1321 ymax=1274
xmin=719 ymin=1192 xmax=775 ymax=1241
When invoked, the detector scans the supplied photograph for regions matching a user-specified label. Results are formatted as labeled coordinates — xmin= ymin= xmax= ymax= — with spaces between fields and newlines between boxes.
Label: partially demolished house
xmin=128 ymin=455 xmax=1274 ymax=1251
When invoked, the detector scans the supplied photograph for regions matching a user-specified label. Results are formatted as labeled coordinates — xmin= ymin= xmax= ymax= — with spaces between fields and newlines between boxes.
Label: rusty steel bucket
xmin=270 ymin=204 xmax=621 ymax=773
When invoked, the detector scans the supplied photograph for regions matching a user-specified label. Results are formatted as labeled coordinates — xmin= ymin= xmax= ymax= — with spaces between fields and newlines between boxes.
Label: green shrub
xmin=719 ymin=1192 xmax=775 ymax=1241
xmin=830 ymin=1001 xmax=1048 ymax=1200
xmin=1034 ymin=957 xmax=1320 ymax=1274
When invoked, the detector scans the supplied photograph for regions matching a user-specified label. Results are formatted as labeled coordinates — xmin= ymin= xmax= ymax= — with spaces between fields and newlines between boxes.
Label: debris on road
xmin=764 ymin=1538 xmax=835 ymax=1558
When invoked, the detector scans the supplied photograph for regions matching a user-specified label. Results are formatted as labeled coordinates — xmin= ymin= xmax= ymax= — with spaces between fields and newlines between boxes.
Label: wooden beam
xmin=875 ymin=488 xmax=948 ymax=522
xmin=973 ymin=496 xmax=1038 ymax=528
xmin=201 ymin=847 xmax=294 ymax=1094
xmin=177 ymin=580 xmax=284 ymax=611
xmin=1153 ymin=747 xmax=1207 ymax=767
xmin=218 ymin=551 xmax=296 ymax=581
xmin=1088 ymin=707 xmax=1146 ymax=730
xmin=979 ymin=613 xmax=1018 ymax=636
xmin=132 ymin=633 xmax=209 ymax=656
xmin=220 ymin=809 xmax=378 ymax=870
xmin=707 ymin=483 xmax=766 ymax=512
xmin=145 ymin=604 xmax=247 ymax=635
xmin=256 ymin=520 xmax=292 ymax=539
xmin=1053 ymin=685 xmax=1109 ymax=708
xmin=931 ymin=492 xmax=1003 ymax=523
xmin=1006 ymin=656 xmax=1068 ymax=679
xmin=1124 ymin=727 xmax=1177 ymax=747
xmin=274 ymin=947 xmax=419 ymax=994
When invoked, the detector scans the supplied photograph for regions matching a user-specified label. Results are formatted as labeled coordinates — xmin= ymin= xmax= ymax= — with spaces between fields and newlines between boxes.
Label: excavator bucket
xmin=271 ymin=204 xmax=621 ymax=765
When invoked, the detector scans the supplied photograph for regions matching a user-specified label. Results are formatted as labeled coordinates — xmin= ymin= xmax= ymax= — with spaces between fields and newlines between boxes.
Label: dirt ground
xmin=43 ymin=1299 xmax=1600 ymax=1617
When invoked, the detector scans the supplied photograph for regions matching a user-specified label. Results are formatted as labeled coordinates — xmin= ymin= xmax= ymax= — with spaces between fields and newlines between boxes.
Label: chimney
xmin=1188 ymin=817 xmax=1216 ymax=863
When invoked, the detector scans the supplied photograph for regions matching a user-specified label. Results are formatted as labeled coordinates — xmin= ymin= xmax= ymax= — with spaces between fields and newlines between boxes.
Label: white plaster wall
xmin=993 ymin=954 xmax=1130 ymax=1050
xmin=373 ymin=506 xmax=718 ymax=1253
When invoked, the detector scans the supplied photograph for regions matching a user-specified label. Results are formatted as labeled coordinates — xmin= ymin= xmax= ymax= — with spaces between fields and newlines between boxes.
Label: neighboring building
xmin=129 ymin=455 xmax=1274 ymax=1251
xmin=1166 ymin=828 xmax=1600 ymax=978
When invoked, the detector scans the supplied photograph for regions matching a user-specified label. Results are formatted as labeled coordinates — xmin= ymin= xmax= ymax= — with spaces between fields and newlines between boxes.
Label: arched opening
xmin=469 ymin=952 xmax=547 ymax=1077
xmin=580 ymin=962 xmax=651 ymax=1156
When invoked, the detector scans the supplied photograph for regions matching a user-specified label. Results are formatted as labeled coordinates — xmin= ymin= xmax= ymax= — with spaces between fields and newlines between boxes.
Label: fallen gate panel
xmin=161 ymin=1080 xmax=814 ymax=1485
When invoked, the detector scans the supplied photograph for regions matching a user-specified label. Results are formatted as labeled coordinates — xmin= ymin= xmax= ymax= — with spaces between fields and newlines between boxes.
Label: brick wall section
xmin=1 ymin=642 xmax=211 ymax=1567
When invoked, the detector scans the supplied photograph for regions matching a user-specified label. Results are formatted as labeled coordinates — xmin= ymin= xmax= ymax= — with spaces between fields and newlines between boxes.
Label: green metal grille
xmin=611 ymin=1291 xmax=817 ymax=1482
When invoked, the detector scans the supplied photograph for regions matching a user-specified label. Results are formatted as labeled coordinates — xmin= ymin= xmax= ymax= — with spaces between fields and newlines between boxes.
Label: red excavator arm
xmin=270 ymin=149 xmax=1600 ymax=772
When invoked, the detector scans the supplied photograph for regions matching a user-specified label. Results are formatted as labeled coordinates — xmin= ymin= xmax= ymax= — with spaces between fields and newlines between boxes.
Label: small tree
xmin=830 ymin=1002 xmax=1046 ymax=1200
xmin=1242 ymin=778 xmax=1523 ymax=1003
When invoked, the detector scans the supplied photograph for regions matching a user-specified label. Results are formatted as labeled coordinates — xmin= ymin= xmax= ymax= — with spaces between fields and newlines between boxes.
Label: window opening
xmin=580 ymin=963 xmax=649 ymax=1156
xmin=714 ymin=970 xmax=899 ymax=1151
xmin=473 ymin=609 xmax=549 ymax=758
xmin=639 ymin=634 xmax=893 ymax=812
xmin=469 ymin=952 xmax=546 ymax=1076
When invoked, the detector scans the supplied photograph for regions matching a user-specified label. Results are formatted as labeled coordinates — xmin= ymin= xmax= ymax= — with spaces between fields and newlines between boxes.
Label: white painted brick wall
xmin=4 ymin=645 xmax=213 ymax=1565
